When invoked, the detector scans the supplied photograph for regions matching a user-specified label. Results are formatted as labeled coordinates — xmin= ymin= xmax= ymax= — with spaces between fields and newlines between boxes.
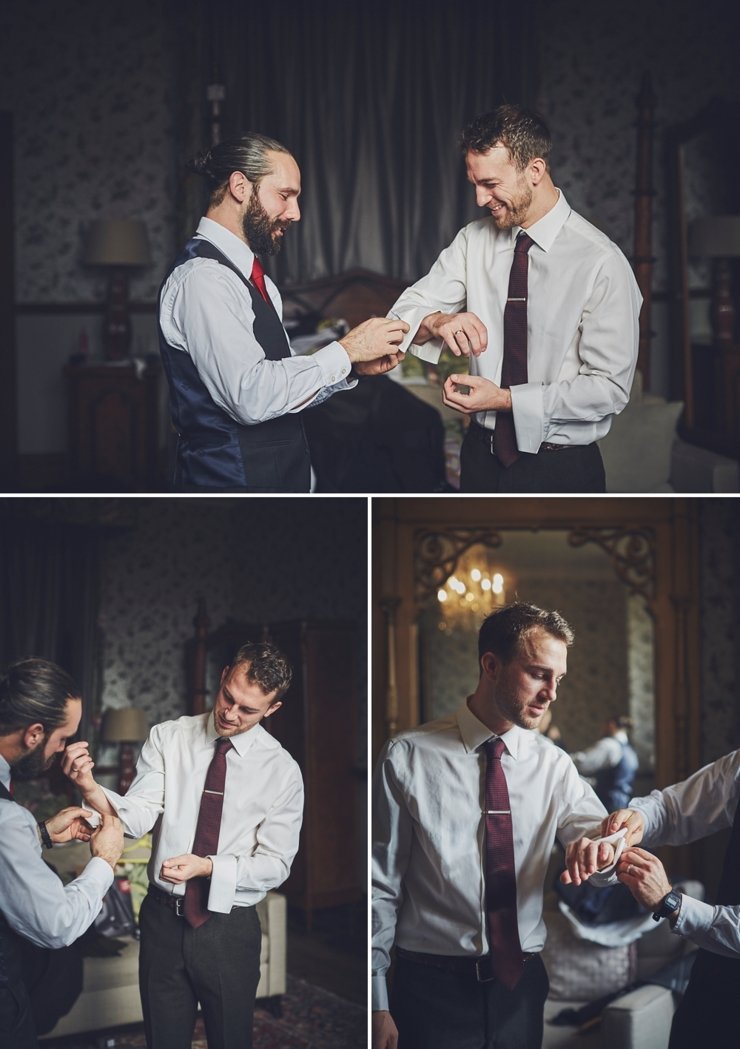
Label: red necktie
xmin=183 ymin=737 xmax=232 ymax=928
xmin=494 ymin=231 xmax=534 ymax=467
xmin=483 ymin=737 xmax=525 ymax=989
xmin=250 ymin=257 xmax=270 ymax=303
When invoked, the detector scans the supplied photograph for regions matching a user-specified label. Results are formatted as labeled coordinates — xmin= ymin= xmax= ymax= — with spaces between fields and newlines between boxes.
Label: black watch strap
xmin=652 ymin=889 xmax=681 ymax=921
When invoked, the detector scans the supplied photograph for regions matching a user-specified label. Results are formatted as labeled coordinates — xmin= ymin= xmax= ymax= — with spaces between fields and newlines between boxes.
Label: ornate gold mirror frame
xmin=372 ymin=498 xmax=701 ymax=799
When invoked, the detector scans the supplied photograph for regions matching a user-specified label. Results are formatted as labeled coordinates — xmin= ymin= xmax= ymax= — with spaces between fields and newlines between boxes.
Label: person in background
xmin=570 ymin=714 xmax=638 ymax=810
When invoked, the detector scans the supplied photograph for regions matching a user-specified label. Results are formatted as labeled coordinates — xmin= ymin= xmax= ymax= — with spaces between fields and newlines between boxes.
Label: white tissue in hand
xmin=586 ymin=828 xmax=627 ymax=888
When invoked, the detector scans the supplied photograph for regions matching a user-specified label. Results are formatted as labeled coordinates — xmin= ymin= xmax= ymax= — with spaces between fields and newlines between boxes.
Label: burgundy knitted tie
xmin=483 ymin=737 xmax=524 ymax=989
xmin=494 ymin=231 xmax=534 ymax=467
xmin=183 ymin=737 xmax=232 ymax=928
xmin=250 ymin=256 xmax=270 ymax=303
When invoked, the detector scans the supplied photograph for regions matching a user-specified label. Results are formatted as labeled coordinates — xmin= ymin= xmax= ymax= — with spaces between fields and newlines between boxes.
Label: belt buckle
xmin=475 ymin=957 xmax=495 ymax=983
xmin=174 ymin=896 xmax=184 ymax=918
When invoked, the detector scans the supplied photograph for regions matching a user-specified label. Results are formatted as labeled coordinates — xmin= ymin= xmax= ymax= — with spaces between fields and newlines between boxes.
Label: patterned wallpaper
xmin=96 ymin=498 xmax=367 ymax=758
xmin=1 ymin=2 xmax=178 ymax=304
xmin=2 ymin=1 xmax=733 ymax=306
xmin=535 ymin=0 xmax=737 ymax=294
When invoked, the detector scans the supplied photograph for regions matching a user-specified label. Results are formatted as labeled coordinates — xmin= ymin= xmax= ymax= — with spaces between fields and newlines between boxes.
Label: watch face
xmin=662 ymin=891 xmax=681 ymax=914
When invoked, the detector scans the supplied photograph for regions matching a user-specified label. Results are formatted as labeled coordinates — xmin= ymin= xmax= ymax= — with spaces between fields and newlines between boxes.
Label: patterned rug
xmin=44 ymin=977 xmax=366 ymax=1049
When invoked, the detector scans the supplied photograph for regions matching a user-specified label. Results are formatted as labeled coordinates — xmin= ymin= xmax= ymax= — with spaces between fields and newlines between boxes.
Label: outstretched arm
xmin=62 ymin=741 xmax=118 ymax=817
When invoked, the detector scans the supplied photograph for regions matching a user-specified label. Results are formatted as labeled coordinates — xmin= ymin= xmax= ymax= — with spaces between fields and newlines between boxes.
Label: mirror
xmin=417 ymin=529 xmax=655 ymax=796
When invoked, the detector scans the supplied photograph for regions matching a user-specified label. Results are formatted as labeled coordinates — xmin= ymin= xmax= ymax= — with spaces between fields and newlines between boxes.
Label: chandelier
xmin=436 ymin=550 xmax=508 ymax=625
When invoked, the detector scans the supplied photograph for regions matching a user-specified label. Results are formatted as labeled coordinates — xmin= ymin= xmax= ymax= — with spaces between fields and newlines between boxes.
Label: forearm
xmin=673 ymin=896 xmax=740 ymax=959
xmin=0 ymin=811 xmax=113 ymax=948
xmin=80 ymin=781 xmax=117 ymax=817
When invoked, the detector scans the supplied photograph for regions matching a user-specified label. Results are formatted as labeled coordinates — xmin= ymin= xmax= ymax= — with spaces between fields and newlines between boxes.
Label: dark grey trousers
xmin=391 ymin=952 xmax=549 ymax=1049
xmin=139 ymin=891 xmax=261 ymax=1049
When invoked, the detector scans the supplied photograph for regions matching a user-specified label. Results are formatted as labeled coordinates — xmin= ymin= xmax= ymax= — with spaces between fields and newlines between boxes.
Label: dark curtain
xmin=174 ymin=0 xmax=536 ymax=284
xmin=0 ymin=502 xmax=101 ymax=745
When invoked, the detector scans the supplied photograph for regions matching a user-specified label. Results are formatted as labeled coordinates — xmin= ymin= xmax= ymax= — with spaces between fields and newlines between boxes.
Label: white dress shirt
xmin=371 ymin=702 xmax=606 ymax=1010
xmin=102 ymin=712 xmax=303 ymax=913
xmin=0 ymin=755 xmax=113 ymax=949
xmin=630 ymin=750 xmax=740 ymax=959
xmin=571 ymin=730 xmax=629 ymax=775
xmin=389 ymin=191 xmax=642 ymax=450
xmin=159 ymin=217 xmax=354 ymax=427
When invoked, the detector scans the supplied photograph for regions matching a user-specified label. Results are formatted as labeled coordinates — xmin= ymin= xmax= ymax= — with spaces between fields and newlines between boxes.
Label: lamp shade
xmin=101 ymin=706 xmax=149 ymax=743
xmin=688 ymin=215 xmax=740 ymax=259
xmin=84 ymin=219 xmax=152 ymax=267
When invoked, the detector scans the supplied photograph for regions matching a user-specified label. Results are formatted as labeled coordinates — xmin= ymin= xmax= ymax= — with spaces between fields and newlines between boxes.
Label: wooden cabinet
xmin=262 ymin=620 xmax=362 ymax=927
xmin=65 ymin=358 xmax=162 ymax=490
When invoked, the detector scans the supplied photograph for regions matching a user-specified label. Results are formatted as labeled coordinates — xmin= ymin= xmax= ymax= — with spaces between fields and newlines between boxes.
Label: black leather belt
xmin=468 ymin=422 xmax=570 ymax=454
xmin=397 ymin=946 xmax=535 ymax=983
xmin=148 ymin=884 xmax=185 ymax=917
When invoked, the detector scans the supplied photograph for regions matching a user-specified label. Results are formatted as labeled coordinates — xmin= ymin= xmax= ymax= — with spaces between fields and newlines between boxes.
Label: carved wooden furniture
xmin=188 ymin=600 xmax=363 ymax=928
xmin=65 ymin=358 xmax=162 ymax=489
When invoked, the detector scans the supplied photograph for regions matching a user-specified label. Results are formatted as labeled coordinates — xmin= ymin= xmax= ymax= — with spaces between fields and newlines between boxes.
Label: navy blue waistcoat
xmin=594 ymin=737 xmax=639 ymax=811
xmin=158 ymin=239 xmax=310 ymax=491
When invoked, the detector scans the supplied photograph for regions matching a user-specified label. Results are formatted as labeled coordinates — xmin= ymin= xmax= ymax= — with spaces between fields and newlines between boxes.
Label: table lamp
xmin=83 ymin=219 xmax=152 ymax=360
xmin=101 ymin=706 xmax=149 ymax=794
xmin=688 ymin=215 xmax=740 ymax=346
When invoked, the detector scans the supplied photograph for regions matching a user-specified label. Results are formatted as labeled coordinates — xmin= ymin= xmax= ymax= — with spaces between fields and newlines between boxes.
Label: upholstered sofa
xmin=540 ymin=873 xmax=703 ymax=1049
xmin=39 ymin=840 xmax=287 ymax=1038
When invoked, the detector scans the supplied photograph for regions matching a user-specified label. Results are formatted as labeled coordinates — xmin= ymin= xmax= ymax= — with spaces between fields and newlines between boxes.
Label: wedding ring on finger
xmin=454 ymin=328 xmax=464 ymax=335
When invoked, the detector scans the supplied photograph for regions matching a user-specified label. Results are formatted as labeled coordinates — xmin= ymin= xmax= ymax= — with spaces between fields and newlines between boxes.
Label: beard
xmin=490 ymin=179 xmax=533 ymax=230
xmin=242 ymin=187 xmax=290 ymax=257
xmin=13 ymin=739 xmax=54 ymax=780
xmin=494 ymin=681 xmax=548 ymax=731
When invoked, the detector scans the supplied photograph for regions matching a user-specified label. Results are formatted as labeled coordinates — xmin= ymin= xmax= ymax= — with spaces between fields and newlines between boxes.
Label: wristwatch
xmin=652 ymin=889 xmax=681 ymax=922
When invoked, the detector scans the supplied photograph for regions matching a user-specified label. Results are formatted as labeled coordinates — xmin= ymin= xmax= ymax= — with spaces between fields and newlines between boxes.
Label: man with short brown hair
xmin=389 ymin=104 xmax=642 ymax=493
xmin=64 ymin=642 xmax=303 ymax=1049
xmin=372 ymin=603 xmax=606 ymax=1049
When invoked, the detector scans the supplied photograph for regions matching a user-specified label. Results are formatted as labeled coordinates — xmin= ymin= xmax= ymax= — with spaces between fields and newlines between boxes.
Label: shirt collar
xmin=456 ymin=700 xmax=525 ymax=759
xmin=205 ymin=710 xmax=261 ymax=756
xmin=195 ymin=216 xmax=256 ymax=277
xmin=513 ymin=188 xmax=571 ymax=254
xmin=0 ymin=753 xmax=11 ymax=791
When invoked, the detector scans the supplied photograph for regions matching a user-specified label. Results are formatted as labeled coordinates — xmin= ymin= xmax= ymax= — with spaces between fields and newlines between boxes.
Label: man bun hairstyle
xmin=231 ymin=641 xmax=292 ymax=700
xmin=461 ymin=104 xmax=552 ymax=171
xmin=192 ymin=133 xmax=292 ymax=206
xmin=477 ymin=602 xmax=574 ymax=664
xmin=0 ymin=658 xmax=80 ymax=735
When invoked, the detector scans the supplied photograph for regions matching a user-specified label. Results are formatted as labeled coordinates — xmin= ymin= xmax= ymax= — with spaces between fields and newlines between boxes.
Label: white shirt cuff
xmin=372 ymin=971 xmax=390 ymax=1012
xmin=208 ymin=852 xmax=238 ymax=914
xmin=672 ymin=894 xmax=714 ymax=937
xmin=313 ymin=341 xmax=353 ymax=386
xmin=509 ymin=381 xmax=545 ymax=452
